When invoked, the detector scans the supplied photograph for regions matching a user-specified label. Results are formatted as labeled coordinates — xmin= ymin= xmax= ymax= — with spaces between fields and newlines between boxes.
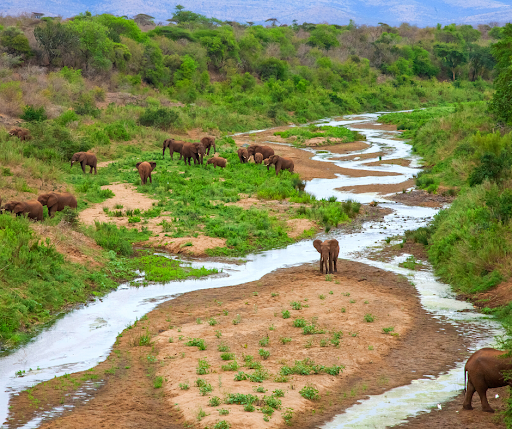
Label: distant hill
xmin=3 ymin=0 xmax=512 ymax=26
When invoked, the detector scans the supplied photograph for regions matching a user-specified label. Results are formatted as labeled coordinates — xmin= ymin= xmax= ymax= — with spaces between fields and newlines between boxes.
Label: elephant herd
xmin=0 ymin=192 xmax=77 ymax=221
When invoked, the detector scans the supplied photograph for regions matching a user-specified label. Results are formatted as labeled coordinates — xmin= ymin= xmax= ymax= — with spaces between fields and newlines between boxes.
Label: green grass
xmin=274 ymin=124 xmax=363 ymax=146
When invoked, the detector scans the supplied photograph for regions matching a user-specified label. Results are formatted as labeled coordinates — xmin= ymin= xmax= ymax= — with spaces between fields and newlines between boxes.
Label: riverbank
xmin=5 ymin=261 xmax=468 ymax=429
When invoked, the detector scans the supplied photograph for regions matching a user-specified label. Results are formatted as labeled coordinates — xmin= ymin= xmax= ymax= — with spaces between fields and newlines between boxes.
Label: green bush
xmin=138 ymin=108 xmax=182 ymax=130
xmin=21 ymin=105 xmax=47 ymax=122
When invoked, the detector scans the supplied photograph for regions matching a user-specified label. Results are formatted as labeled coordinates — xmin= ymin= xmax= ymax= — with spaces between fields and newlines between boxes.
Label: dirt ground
xmin=6 ymin=260 xmax=472 ymax=429
xmin=336 ymin=178 xmax=416 ymax=195
xmin=389 ymin=189 xmax=456 ymax=208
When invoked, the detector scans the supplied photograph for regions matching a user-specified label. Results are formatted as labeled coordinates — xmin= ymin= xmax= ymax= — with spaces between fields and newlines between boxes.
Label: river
xmin=0 ymin=112 xmax=503 ymax=428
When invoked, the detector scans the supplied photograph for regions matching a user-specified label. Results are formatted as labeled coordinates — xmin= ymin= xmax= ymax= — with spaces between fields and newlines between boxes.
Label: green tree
xmin=141 ymin=41 xmax=168 ymax=86
xmin=307 ymin=25 xmax=340 ymax=50
xmin=0 ymin=27 xmax=31 ymax=57
xmin=94 ymin=14 xmax=146 ymax=43
xmin=34 ymin=20 xmax=75 ymax=66
xmin=490 ymin=23 xmax=512 ymax=123
xmin=434 ymin=42 xmax=467 ymax=80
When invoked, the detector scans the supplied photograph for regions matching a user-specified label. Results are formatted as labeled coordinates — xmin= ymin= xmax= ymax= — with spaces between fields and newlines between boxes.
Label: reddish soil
xmin=6 ymin=261 xmax=470 ymax=429
xmin=389 ymin=189 xmax=456 ymax=208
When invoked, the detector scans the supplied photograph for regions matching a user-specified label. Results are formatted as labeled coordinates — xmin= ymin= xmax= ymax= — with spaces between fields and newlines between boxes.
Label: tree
xmin=433 ymin=42 xmax=467 ymax=80
xmin=134 ymin=14 xmax=155 ymax=26
xmin=468 ymin=44 xmax=494 ymax=80
xmin=265 ymin=18 xmax=279 ymax=27
xmin=307 ymin=24 xmax=340 ymax=50
xmin=490 ymin=23 xmax=512 ymax=123
xmin=94 ymin=14 xmax=146 ymax=43
xmin=34 ymin=20 xmax=75 ymax=66
xmin=0 ymin=27 xmax=31 ymax=57
xmin=247 ymin=21 xmax=254 ymax=27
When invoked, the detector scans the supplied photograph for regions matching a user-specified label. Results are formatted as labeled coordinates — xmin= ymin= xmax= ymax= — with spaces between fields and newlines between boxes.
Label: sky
xmin=2 ymin=0 xmax=512 ymax=26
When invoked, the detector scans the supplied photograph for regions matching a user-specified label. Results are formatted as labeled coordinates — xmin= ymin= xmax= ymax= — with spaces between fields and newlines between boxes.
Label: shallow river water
xmin=0 ymin=113 xmax=504 ymax=428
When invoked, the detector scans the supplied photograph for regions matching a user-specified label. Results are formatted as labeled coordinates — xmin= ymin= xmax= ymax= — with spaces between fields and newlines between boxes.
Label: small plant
xmin=221 ymin=361 xmax=239 ymax=371
xmin=197 ymin=408 xmax=208 ymax=421
xmin=234 ymin=371 xmax=248 ymax=381
xmin=244 ymin=403 xmax=255 ymax=412
xmin=186 ymin=338 xmax=207 ymax=350
xmin=282 ymin=310 xmax=291 ymax=319
xmin=168 ymin=337 xmax=174 ymax=343
xmin=282 ymin=407 xmax=294 ymax=425
xmin=197 ymin=358 xmax=210 ymax=375
xmin=179 ymin=382 xmax=190 ymax=390
xmin=220 ymin=353 xmax=235 ymax=361
xmin=254 ymin=385 xmax=267 ymax=393
xmin=349 ymin=332 xmax=358 ymax=337
xmin=304 ymin=339 xmax=314 ymax=348
xmin=259 ymin=349 xmax=270 ymax=360
xmin=303 ymin=324 xmax=325 ymax=335
xmin=324 ymin=365 xmax=344 ymax=376
xmin=364 ymin=314 xmax=375 ymax=323
xmin=215 ymin=330 xmax=222 ymax=338
xmin=293 ymin=318 xmax=307 ymax=328
xmin=280 ymin=337 xmax=292 ymax=344
xmin=269 ymin=324 xmax=275 ymax=331
xmin=290 ymin=301 xmax=302 ymax=310
xmin=218 ymin=409 xmax=229 ymax=415
xmin=218 ymin=343 xmax=230 ymax=352
xmin=154 ymin=376 xmax=163 ymax=388
xmin=300 ymin=385 xmax=320 ymax=400
xmin=364 ymin=300 xmax=369 ymax=304
xmin=232 ymin=314 xmax=241 ymax=325
xmin=138 ymin=333 xmax=152 ymax=346
xmin=329 ymin=291 xmax=333 ymax=295
xmin=214 ymin=421 xmax=230 ymax=429
xmin=273 ymin=389 xmax=285 ymax=397
xmin=209 ymin=396 xmax=221 ymax=407
xmin=264 ymin=395 xmax=282 ymax=409
xmin=320 ymin=339 xmax=328 ymax=347
xmin=196 ymin=318 xmax=203 ymax=324
xmin=341 ymin=307 xmax=346 ymax=313
xmin=274 ymin=374 xmax=289 ymax=383
xmin=349 ymin=299 xmax=356 ymax=304
xmin=253 ymin=291 xmax=258 ymax=296
xmin=325 ymin=274 xmax=333 ymax=281
xmin=319 ymin=294 xmax=326 ymax=300
xmin=209 ymin=318 xmax=218 ymax=326
xmin=223 ymin=309 xmax=229 ymax=316
xmin=368 ymin=345 xmax=374 ymax=350
xmin=383 ymin=326 xmax=395 ymax=334
xmin=199 ymin=383 xmax=213 ymax=395
xmin=128 ymin=216 xmax=141 ymax=223
xmin=271 ymin=292 xmax=279 ymax=297
xmin=259 ymin=337 xmax=270 ymax=347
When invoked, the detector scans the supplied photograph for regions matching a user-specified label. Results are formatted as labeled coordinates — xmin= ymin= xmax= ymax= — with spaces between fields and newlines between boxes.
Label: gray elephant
xmin=201 ymin=137 xmax=216 ymax=155
xmin=266 ymin=155 xmax=294 ymax=175
xmin=254 ymin=153 xmax=264 ymax=164
xmin=163 ymin=139 xmax=184 ymax=160
xmin=313 ymin=239 xmax=339 ymax=274
xmin=136 ymin=162 xmax=156 ymax=185
xmin=247 ymin=144 xmax=274 ymax=160
xmin=71 ymin=152 xmax=97 ymax=174
xmin=238 ymin=148 xmax=249 ymax=163
xmin=182 ymin=142 xmax=206 ymax=165
xmin=206 ymin=156 xmax=227 ymax=168
xmin=38 ymin=192 xmax=78 ymax=217
xmin=463 ymin=348 xmax=512 ymax=413
xmin=4 ymin=200 xmax=43 ymax=221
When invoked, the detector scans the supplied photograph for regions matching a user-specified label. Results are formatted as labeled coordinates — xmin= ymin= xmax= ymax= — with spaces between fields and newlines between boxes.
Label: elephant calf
xmin=247 ymin=144 xmax=274 ymax=160
xmin=238 ymin=148 xmax=249 ymax=163
xmin=266 ymin=155 xmax=295 ymax=175
xmin=463 ymin=348 xmax=512 ymax=413
xmin=254 ymin=153 xmax=264 ymax=164
xmin=206 ymin=157 xmax=227 ymax=168
xmin=313 ymin=239 xmax=340 ymax=274
xmin=201 ymin=136 xmax=216 ymax=155
xmin=4 ymin=200 xmax=43 ymax=221
xmin=163 ymin=138 xmax=184 ymax=160
xmin=71 ymin=152 xmax=97 ymax=174
xmin=38 ymin=192 xmax=77 ymax=217
xmin=9 ymin=127 xmax=32 ymax=141
xmin=136 ymin=161 xmax=156 ymax=185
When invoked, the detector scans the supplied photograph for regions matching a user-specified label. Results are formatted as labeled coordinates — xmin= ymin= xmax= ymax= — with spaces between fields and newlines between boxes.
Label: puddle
xmin=0 ymin=112 xmax=502 ymax=428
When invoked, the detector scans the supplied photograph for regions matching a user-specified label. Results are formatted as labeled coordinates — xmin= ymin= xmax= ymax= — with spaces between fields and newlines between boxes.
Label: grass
xmin=221 ymin=361 xmax=239 ymax=371
xmin=259 ymin=349 xmax=270 ymax=360
xmin=364 ymin=314 xmax=375 ymax=323
xmin=293 ymin=318 xmax=307 ymax=328
xmin=274 ymin=124 xmax=363 ymax=146
xmin=290 ymin=301 xmax=302 ymax=310
xmin=220 ymin=353 xmax=235 ymax=361
xmin=186 ymin=338 xmax=207 ymax=350
xmin=196 ymin=358 xmax=210 ymax=375
xmin=299 ymin=385 xmax=320 ymax=400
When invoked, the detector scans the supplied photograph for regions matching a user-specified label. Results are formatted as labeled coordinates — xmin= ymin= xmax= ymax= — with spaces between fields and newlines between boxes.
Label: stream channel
xmin=0 ymin=113 xmax=505 ymax=428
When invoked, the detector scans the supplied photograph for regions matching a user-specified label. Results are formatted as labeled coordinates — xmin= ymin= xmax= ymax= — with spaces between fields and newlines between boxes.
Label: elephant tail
xmin=463 ymin=367 xmax=467 ymax=394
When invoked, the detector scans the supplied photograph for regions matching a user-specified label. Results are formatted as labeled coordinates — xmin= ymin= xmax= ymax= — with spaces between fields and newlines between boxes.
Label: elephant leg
xmin=89 ymin=165 xmax=93 ymax=174
xmin=333 ymin=257 xmax=338 ymax=273
xmin=275 ymin=166 xmax=281 ymax=176
xmin=328 ymin=256 xmax=333 ymax=274
xmin=319 ymin=257 xmax=323 ymax=274
xmin=81 ymin=161 xmax=86 ymax=173
xmin=149 ymin=174 xmax=152 ymax=184
xmin=162 ymin=148 xmax=166 ymax=159
xmin=477 ymin=386 xmax=493 ymax=412
xmin=49 ymin=206 xmax=56 ymax=217
xmin=463 ymin=378 xmax=475 ymax=410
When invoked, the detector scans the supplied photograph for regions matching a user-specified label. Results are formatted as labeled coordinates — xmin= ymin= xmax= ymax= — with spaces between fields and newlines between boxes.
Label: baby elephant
xmin=9 ymin=127 xmax=32 ymax=141
xmin=313 ymin=239 xmax=340 ymax=274
xmin=71 ymin=152 xmax=97 ymax=174
xmin=254 ymin=153 xmax=264 ymax=164
xmin=266 ymin=155 xmax=294 ymax=175
xmin=38 ymin=192 xmax=77 ymax=217
xmin=4 ymin=200 xmax=43 ymax=221
xmin=463 ymin=348 xmax=512 ymax=413
xmin=136 ymin=161 xmax=156 ymax=185
xmin=206 ymin=157 xmax=227 ymax=168
xmin=238 ymin=148 xmax=249 ymax=163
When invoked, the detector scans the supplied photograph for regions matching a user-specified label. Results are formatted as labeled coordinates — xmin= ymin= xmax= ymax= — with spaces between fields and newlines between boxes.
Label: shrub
xmin=21 ymin=105 xmax=47 ymax=122
xmin=220 ymin=353 xmax=235 ymax=360
xmin=259 ymin=349 xmax=270 ymax=360
xmin=221 ymin=361 xmax=239 ymax=371
xmin=299 ymin=385 xmax=320 ymax=400
xmin=259 ymin=337 xmax=269 ymax=347
xmin=293 ymin=318 xmax=307 ymax=328
xmin=290 ymin=301 xmax=302 ymax=310
xmin=196 ymin=358 xmax=210 ymax=375
xmin=209 ymin=396 xmax=221 ymax=406
xmin=364 ymin=314 xmax=375 ymax=323
xmin=138 ymin=107 xmax=182 ymax=130
xmin=214 ymin=421 xmax=230 ymax=429
xmin=281 ymin=309 xmax=291 ymax=319
xmin=186 ymin=338 xmax=207 ymax=350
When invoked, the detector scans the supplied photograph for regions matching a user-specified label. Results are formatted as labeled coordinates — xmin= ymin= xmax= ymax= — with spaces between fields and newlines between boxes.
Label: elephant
xmin=463 ymin=348 xmax=512 ymax=413
xmin=254 ymin=153 xmax=264 ymax=164
xmin=247 ymin=144 xmax=274 ymax=160
xmin=9 ymin=127 xmax=32 ymax=141
xmin=162 ymin=139 xmax=184 ymax=160
xmin=206 ymin=156 xmax=227 ymax=168
xmin=182 ymin=142 xmax=206 ymax=165
xmin=136 ymin=162 xmax=156 ymax=185
xmin=313 ymin=239 xmax=340 ymax=274
xmin=201 ymin=137 xmax=216 ymax=155
xmin=5 ymin=200 xmax=43 ymax=221
xmin=71 ymin=152 xmax=97 ymax=174
xmin=238 ymin=148 xmax=249 ymax=163
xmin=266 ymin=155 xmax=295 ymax=175
xmin=37 ymin=192 xmax=77 ymax=217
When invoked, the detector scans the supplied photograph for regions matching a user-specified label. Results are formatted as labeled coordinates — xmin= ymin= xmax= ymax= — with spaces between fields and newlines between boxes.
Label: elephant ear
xmin=47 ymin=194 xmax=58 ymax=207
xmin=136 ymin=162 xmax=142 ymax=169
xmin=13 ymin=202 xmax=24 ymax=213
xmin=313 ymin=239 xmax=322 ymax=253
xmin=37 ymin=194 xmax=48 ymax=205
xmin=329 ymin=239 xmax=339 ymax=252
xmin=78 ymin=153 xmax=87 ymax=162
xmin=150 ymin=162 xmax=156 ymax=170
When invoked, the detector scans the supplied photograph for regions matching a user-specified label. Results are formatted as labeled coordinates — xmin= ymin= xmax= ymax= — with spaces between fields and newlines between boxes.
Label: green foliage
xmin=21 ymin=106 xmax=47 ymax=122
xmin=0 ymin=26 xmax=31 ymax=56
xmin=281 ymin=309 xmax=290 ymax=319
xmin=214 ymin=420 xmax=230 ymax=429
xmin=87 ymin=222 xmax=150 ymax=256
xmin=221 ymin=361 xmax=239 ymax=371
xmin=138 ymin=108 xmax=182 ymax=130
xmin=209 ymin=396 xmax=221 ymax=407
xmin=293 ymin=318 xmax=307 ymax=327
xmin=259 ymin=349 xmax=270 ymax=360
xmin=299 ymin=385 xmax=320 ymax=400
xmin=186 ymin=338 xmax=207 ymax=350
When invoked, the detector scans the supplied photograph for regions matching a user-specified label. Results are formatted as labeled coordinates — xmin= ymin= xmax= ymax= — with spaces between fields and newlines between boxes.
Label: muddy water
xmin=0 ymin=113 xmax=503 ymax=428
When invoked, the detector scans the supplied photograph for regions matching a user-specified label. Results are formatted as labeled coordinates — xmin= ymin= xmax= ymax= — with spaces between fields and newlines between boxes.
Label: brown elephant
xmin=463 ymin=348 xmax=512 ymax=413
xmin=182 ymin=142 xmax=206 ymax=165
xmin=254 ymin=153 xmax=264 ymax=164
xmin=238 ymin=148 xmax=249 ymax=163
xmin=71 ymin=152 xmax=97 ymax=174
xmin=162 ymin=139 xmax=184 ymax=160
xmin=136 ymin=162 xmax=156 ymax=185
xmin=38 ymin=192 xmax=78 ymax=217
xmin=201 ymin=137 xmax=216 ymax=155
xmin=206 ymin=157 xmax=227 ymax=168
xmin=5 ymin=200 xmax=44 ymax=221
xmin=266 ymin=155 xmax=294 ymax=175
xmin=9 ymin=127 xmax=32 ymax=141
xmin=247 ymin=144 xmax=274 ymax=160
xmin=313 ymin=239 xmax=340 ymax=274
